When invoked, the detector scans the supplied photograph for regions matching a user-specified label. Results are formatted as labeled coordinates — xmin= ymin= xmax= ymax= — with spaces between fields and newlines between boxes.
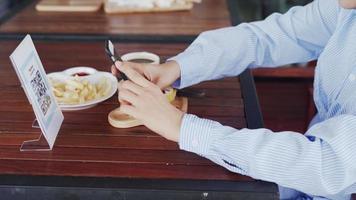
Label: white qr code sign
xmin=9 ymin=35 xmax=64 ymax=151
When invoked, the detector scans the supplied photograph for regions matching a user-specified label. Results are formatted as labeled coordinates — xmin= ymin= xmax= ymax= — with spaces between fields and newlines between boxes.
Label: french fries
xmin=49 ymin=76 xmax=111 ymax=105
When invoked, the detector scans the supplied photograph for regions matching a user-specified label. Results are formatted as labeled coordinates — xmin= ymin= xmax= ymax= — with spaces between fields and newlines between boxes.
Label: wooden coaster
xmin=36 ymin=0 xmax=103 ymax=12
xmin=108 ymin=97 xmax=188 ymax=128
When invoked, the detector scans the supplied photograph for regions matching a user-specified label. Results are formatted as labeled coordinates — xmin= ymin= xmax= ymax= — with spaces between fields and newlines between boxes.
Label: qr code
xmin=30 ymin=70 xmax=51 ymax=116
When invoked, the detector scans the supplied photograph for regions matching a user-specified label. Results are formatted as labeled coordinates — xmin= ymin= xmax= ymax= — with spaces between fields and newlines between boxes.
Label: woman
xmin=112 ymin=0 xmax=356 ymax=199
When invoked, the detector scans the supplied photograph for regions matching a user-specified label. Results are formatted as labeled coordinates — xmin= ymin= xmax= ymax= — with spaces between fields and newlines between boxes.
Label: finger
xmin=120 ymin=104 xmax=139 ymax=119
xmin=121 ymin=80 xmax=144 ymax=95
xmin=116 ymin=61 xmax=140 ymax=71
xmin=111 ymin=65 xmax=118 ymax=75
xmin=115 ymin=61 xmax=142 ymax=75
xmin=118 ymin=95 xmax=133 ymax=106
xmin=118 ymin=89 xmax=140 ymax=106
xmin=118 ymin=64 xmax=153 ymax=88
xmin=119 ymin=61 xmax=144 ymax=72
xmin=117 ymin=80 xmax=124 ymax=90
xmin=119 ymin=99 xmax=130 ymax=106
xmin=114 ymin=61 xmax=122 ymax=70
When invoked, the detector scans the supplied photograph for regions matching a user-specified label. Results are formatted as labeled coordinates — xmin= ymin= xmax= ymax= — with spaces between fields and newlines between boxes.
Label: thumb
xmin=119 ymin=64 xmax=153 ymax=88
xmin=114 ymin=61 xmax=123 ymax=70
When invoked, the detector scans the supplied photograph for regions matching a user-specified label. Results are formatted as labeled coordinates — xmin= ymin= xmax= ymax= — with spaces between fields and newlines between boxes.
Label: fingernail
xmin=111 ymin=66 xmax=116 ymax=73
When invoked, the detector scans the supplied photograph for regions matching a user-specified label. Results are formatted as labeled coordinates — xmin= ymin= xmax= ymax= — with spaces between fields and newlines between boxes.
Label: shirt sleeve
xmin=179 ymin=114 xmax=356 ymax=197
xmin=169 ymin=0 xmax=340 ymax=88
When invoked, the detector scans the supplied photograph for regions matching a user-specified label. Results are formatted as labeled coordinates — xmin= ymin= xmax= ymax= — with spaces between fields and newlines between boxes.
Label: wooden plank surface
xmin=252 ymin=67 xmax=315 ymax=78
xmin=0 ymin=0 xmax=230 ymax=37
xmin=0 ymin=41 xmax=248 ymax=181
xmin=255 ymin=79 xmax=312 ymax=133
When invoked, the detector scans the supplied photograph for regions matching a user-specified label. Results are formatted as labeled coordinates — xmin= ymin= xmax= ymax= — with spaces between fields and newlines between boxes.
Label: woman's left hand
xmin=117 ymin=64 xmax=184 ymax=142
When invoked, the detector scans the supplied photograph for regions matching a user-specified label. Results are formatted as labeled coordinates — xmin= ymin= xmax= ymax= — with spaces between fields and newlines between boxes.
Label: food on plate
xmin=49 ymin=76 xmax=111 ymax=104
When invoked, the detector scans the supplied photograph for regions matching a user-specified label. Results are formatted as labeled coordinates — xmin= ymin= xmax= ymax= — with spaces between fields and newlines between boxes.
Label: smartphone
xmin=105 ymin=40 xmax=128 ymax=81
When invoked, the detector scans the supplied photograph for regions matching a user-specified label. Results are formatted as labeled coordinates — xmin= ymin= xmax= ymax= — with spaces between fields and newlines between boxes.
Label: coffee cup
xmin=121 ymin=52 xmax=160 ymax=64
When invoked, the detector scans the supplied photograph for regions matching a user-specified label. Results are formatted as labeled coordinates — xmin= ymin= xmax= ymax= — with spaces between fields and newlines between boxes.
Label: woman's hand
xmin=117 ymin=64 xmax=184 ymax=142
xmin=111 ymin=60 xmax=181 ymax=89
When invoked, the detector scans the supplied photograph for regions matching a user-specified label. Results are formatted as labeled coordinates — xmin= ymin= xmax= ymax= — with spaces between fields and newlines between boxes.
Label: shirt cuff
xmin=171 ymin=78 xmax=181 ymax=89
xmin=178 ymin=114 xmax=220 ymax=156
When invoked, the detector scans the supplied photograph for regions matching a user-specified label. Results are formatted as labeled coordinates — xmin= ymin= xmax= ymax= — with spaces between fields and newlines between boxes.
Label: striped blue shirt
xmin=170 ymin=0 xmax=356 ymax=199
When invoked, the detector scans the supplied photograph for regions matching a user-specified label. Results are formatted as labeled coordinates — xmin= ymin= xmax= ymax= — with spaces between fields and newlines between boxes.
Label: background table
xmin=0 ymin=0 xmax=231 ymax=41
xmin=0 ymin=40 xmax=276 ymax=199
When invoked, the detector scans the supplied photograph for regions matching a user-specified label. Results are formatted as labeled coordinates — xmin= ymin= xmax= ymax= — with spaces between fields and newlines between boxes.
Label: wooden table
xmin=0 ymin=40 xmax=275 ymax=199
xmin=0 ymin=0 xmax=231 ymax=41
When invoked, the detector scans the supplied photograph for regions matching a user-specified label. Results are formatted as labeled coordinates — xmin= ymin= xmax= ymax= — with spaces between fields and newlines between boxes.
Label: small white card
xmin=9 ymin=35 xmax=64 ymax=150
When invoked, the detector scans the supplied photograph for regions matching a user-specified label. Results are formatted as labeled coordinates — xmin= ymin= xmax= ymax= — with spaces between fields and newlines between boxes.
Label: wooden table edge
xmin=0 ymin=174 xmax=277 ymax=193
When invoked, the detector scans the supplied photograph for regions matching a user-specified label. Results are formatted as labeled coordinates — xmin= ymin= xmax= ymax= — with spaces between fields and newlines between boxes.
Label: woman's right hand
xmin=111 ymin=60 xmax=181 ymax=89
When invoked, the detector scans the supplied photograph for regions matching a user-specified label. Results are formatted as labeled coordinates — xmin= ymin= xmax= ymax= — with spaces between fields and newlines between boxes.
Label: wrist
xmin=163 ymin=61 xmax=181 ymax=83
xmin=167 ymin=109 xmax=184 ymax=143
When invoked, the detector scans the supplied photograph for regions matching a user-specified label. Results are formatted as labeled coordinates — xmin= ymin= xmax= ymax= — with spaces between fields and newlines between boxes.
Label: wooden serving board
xmin=36 ymin=0 xmax=103 ymax=12
xmin=108 ymin=97 xmax=188 ymax=128
xmin=104 ymin=0 xmax=194 ymax=14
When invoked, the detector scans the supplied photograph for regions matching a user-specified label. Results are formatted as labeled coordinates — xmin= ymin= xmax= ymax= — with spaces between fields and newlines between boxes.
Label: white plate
xmin=47 ymin=67 xmax=118 ymax=111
